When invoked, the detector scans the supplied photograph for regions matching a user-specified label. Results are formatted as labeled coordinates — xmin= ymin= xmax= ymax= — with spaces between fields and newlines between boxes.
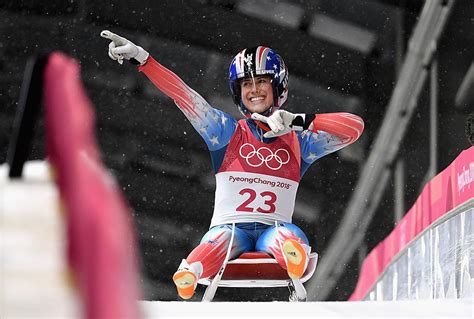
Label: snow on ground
xmin=140 ymin=299 xmax=473 ymax=319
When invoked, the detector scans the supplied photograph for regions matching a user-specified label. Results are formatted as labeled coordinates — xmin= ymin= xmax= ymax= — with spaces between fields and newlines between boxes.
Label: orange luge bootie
xmin=172 ymin=259 xmax=203 ymax=300
xmin=282 ymin=239 xmax=310 ymax=279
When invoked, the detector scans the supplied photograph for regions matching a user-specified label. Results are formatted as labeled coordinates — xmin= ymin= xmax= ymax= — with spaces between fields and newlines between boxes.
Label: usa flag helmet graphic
xmin=229 ymin=46 xmax=289 ymax=116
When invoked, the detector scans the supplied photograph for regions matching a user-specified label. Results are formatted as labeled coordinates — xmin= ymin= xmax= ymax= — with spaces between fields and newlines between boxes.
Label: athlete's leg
xmin=173 ymin=224 xmax=252 ymax=299
xmin=187 ymin=224 xmax=253 ymax=278
xmin=255 ymin=222 xmax=311 ymax=279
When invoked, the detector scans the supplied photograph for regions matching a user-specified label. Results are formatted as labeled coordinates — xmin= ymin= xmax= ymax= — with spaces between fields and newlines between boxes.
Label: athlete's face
xmin=240 ymin=76 xmax=274 ymax=114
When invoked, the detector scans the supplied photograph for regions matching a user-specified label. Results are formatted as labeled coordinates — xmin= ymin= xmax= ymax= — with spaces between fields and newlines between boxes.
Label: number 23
xmin=236 ymin=188 xmax=277 ymax=213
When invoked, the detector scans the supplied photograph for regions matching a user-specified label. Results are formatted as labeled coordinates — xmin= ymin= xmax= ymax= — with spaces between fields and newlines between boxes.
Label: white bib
xmin=210 ymin=171 xmax=299 ymax=227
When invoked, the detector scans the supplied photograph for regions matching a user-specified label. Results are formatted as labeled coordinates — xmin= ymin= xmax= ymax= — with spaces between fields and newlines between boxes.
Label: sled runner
xmin=197 ymin=224 xmax=318 ymax=302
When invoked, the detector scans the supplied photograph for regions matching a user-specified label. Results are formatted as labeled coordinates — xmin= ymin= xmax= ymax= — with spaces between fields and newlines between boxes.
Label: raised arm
xmin=100 ymin=30 xmax=236 ymax=151
xmin=138 ymin=58 xmax=218 ymax=125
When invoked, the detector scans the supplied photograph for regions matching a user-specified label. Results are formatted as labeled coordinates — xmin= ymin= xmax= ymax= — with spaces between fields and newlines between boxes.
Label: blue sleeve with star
xmin=138 ymin=56 xmax=238 ymax=152
xmin=188 ymin=106 xmax=237 ymax=152
xmin=298 ymin=112 xmax=364 ymax=176
xmin=191 ymin=107 xmax=237 ymax=173
xmin=298 ymin=130 xmax=347 ymax=176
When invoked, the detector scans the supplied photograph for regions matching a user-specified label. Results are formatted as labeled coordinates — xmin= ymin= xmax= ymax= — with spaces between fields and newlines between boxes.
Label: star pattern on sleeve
xmin=307 ymin=152 xmax=318 ymax=161
xmin=210 ymin=135 xmax=220 ymax=145
xmin=221 ymin=114 xmax=228 ymax=126
xmin=199 ymin=125 xmax=209 ymax=134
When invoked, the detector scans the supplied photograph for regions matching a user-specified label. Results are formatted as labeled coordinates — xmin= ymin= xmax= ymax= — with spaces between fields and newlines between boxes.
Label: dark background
xmin=0 ymin=0 xmax=472 ymax=301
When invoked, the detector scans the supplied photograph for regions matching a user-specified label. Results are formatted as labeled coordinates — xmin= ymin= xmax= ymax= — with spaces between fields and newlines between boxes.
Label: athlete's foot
xmin=172 ymin=269 xmax=197 ymax=300
xmin=282 ymin=239 xmax=307 ymax=279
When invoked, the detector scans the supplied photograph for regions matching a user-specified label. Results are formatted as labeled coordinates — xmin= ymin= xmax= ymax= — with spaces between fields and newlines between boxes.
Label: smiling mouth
xmin=250 ymin=96 xmax=265 ymax=103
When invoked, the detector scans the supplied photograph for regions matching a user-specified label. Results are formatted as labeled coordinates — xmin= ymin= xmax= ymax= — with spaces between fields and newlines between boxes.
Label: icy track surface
xmin=140 ymin=299 xmax=473 ymax=319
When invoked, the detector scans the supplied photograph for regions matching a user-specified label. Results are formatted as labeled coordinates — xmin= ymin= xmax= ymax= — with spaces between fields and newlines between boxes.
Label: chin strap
xmin=245 ymin=112 xmax=271 ymax=132
xmin=244 ymin=103 xmax=276 ymax=132
xmin=255 ymin=120 xmax=271 ymax=132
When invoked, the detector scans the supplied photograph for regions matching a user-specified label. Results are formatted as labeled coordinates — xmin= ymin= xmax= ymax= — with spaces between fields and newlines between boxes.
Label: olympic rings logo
xmin=239 ymin=143 xmax=290 ymax=170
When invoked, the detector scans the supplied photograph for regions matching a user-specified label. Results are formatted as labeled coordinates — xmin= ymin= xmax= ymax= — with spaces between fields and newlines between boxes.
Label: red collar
xmin=245 ymin=114 xmax=271 ymax=132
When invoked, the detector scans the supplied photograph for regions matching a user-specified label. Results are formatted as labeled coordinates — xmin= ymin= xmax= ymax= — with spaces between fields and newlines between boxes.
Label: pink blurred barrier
xmin=43 ymin=52 xmax=141 ymax=318
xmin=350 ymin=146 xmax=474 ymax=301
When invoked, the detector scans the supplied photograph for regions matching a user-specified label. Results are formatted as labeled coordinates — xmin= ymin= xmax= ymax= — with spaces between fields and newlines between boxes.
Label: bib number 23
xmin=236 ymin=188 xmax=277 ymax=213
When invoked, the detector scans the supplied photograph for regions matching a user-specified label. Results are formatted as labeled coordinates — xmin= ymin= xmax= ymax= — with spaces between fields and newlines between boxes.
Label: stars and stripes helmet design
xmin=229 ymin=46 xmax=289 ymax=116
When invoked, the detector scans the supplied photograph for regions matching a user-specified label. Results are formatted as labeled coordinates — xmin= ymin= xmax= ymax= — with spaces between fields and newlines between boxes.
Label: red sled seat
xmin=198 ymin=251 xmax=318 ymax=301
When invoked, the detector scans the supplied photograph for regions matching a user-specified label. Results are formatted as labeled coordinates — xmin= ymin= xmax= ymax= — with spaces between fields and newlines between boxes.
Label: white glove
xmin=100 ymin=30 xmax=149 ymax=65
xmin=251 ymin=110 xmax=301 ymax=138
